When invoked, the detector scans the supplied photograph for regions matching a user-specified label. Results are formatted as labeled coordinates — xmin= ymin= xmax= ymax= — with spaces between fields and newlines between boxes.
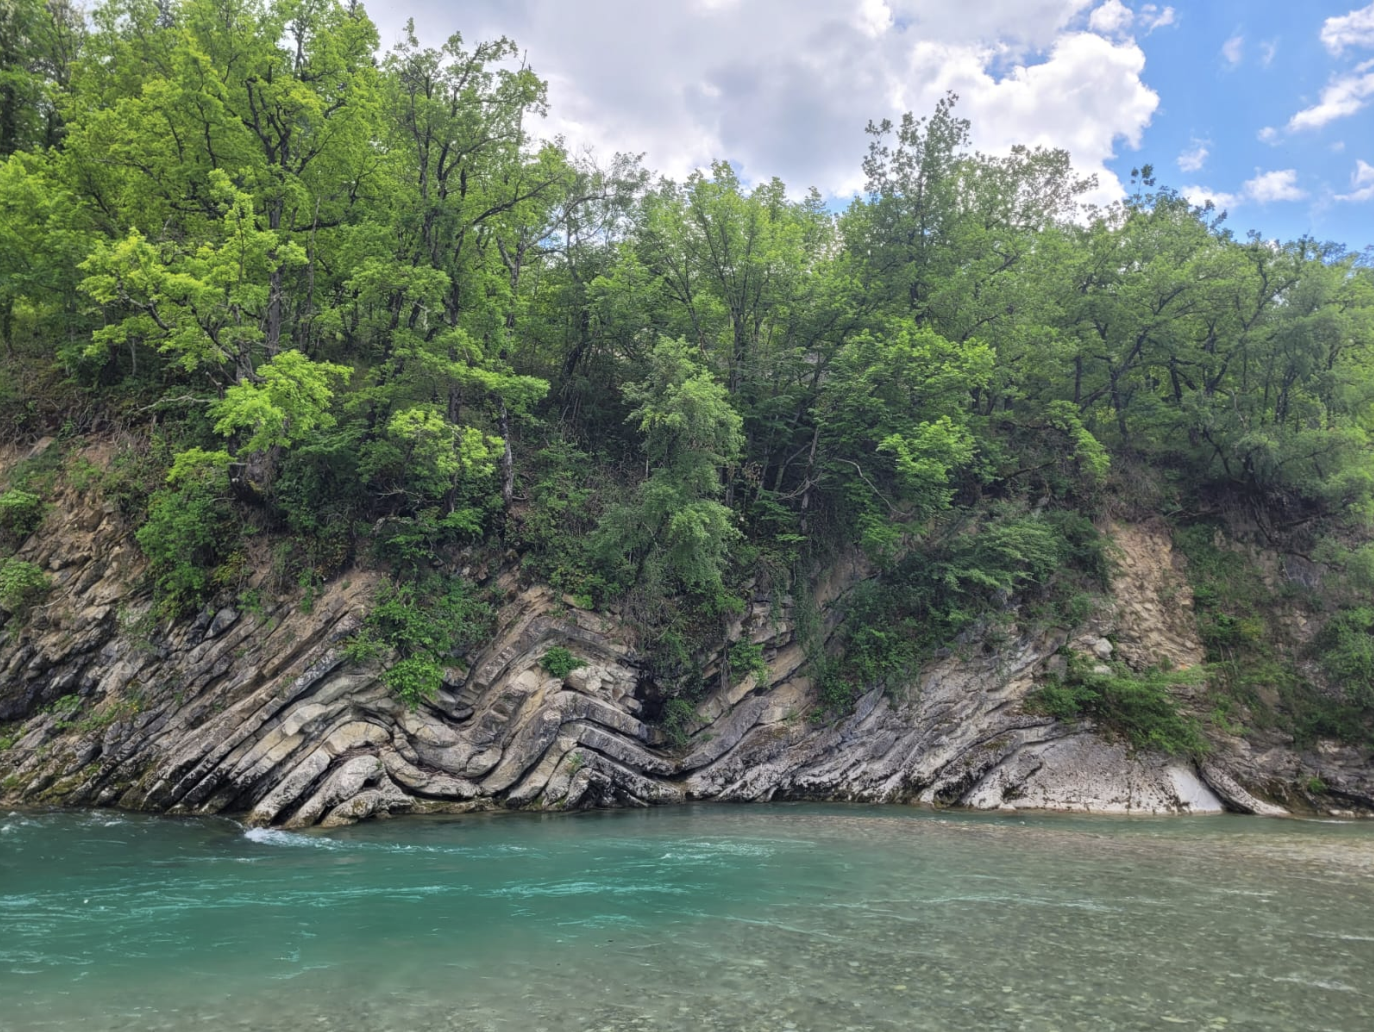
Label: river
xmin=3 ymin=805 xmax=1373 ymax=1031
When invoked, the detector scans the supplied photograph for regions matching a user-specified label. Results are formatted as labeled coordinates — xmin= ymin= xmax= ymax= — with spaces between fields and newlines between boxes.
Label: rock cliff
xmin=2 ymin=443 xmax=1371 ymax=826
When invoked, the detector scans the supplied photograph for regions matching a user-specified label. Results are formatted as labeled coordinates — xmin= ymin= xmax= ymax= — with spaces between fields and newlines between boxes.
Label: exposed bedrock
xmin=2 ymin=471 xmax=1370 ymax=825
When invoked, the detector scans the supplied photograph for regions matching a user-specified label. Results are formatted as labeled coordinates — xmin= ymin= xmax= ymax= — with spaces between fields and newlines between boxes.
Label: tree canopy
xmin=4 ymin=0 xmax=1374 ymax=730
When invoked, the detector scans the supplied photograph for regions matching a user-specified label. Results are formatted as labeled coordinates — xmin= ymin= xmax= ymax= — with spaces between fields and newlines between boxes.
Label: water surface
xmin=3 ymin=805 xmax=1373 ymax=1031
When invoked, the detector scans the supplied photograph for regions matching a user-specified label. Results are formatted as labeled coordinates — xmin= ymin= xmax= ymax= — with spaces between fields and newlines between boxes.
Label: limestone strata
xmin=1 ymin=468 xmax=1370 ymax=825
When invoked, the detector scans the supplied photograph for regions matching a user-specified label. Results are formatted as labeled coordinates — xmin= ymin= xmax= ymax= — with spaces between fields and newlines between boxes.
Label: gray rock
xmin=0 ymin=503 xmax=1368 ymax=827
xmin=205 ymin=607 xmax=239 ymax=639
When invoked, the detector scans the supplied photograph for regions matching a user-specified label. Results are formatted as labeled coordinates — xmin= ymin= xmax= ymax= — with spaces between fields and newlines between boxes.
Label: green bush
xmin=514 ymin=440 xmax=608 ymax=605
xmin=0 ymin=489 xmax=44 ymax=546
xmin=134 ymin=449 xmax=237 ymax=615
xmin=347 ymin=576 xmax=494 ymax=708
xmin=0 ymin=558 xmax=49 ymax=614
xmin=540 ymin=646 xmax=585 ymax=680
xmin=371 ymin=506 xmax=487 ymax=573
xmin=660 ymin=697 xmax=698 ymax=748
xmin=814 ymin=506 xmax=1111 ymax=717
xmin=99 ymin=445 xmax=166 ymax=523
xmin=364 ymin=578 xmax=492 ymax=657
xmin=382 ymin=655 xmax=445 ymax=707
xmin=1028 ymin=653 xmax=1208 ymax=756
xmin=1175 ymin=522 xmax=1374 ymax=746
xmin=729 ymin=639 xmax=769 ymax=685
xmin=1315 ymin=606 xmax=1374 ymax=707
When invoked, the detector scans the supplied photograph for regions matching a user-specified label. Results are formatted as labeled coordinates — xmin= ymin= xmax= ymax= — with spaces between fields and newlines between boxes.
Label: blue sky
xmin=373 ymin=2 xmax=1374 ymax=251
xmin=1126 ymin=1 xmax=1374 ymax=248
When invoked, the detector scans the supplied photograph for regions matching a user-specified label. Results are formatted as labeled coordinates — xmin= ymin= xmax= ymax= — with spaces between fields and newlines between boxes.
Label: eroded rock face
xmin=1 ymin=472 xmax=1370 ymax=826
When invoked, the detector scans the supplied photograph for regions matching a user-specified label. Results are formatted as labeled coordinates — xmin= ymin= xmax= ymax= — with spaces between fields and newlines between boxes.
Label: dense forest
xmin=4 ymin=0 xmax=1374 ymax=751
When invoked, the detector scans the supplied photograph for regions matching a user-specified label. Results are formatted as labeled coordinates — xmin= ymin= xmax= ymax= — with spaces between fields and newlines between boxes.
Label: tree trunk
xmin=265 ymin=201 xmax=284 ymax=356
xmin=499 ymin=403 xmax=514 ymax=507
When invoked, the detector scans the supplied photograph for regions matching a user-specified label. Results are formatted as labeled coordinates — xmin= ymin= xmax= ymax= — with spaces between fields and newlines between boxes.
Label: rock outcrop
xmin=2 ymin=449 xmax=1371 ymax=826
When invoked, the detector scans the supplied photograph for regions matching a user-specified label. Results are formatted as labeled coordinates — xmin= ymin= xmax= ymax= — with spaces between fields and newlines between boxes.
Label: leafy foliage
xmin=2 ymin=5 xmax=1373 ymax=745
xmin=134 ymin=449 xmax=236 ymax=615
xmin=592 ymin=336 xmax=744 ymax=595
xmin=345 ymin=577 xmax=493 ymax=708
xmin=0 ymin=488 xmax=44 ymax=546
xmin=1315 ymin=608 xmax=1374 ymax=708
xmin=1028 ymin=652 xmax=1209 ymax=757
xmin=540 ymin=646 xmax=585 ymax=680
xmin=1174 ymin=523 xmax=1374 ymax=746
xmin=213 ymin=351 xmax=351 ymax=456
xmin=814 ymin=508 xmax=1111 ymax=716
xmin=659 ymin=698 xmax=699 ymax=749
xmin=0 ymin=556 xmax=48 ymax=614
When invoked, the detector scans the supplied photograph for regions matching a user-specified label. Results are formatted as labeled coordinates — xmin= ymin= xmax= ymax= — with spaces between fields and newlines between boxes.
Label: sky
xmin=368 ymin=1 xmax=1374 ymax=250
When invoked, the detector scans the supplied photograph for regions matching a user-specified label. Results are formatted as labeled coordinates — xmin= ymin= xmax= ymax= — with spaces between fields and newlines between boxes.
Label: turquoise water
xmin=3 ymin=806 xmax=1374 ymax=1031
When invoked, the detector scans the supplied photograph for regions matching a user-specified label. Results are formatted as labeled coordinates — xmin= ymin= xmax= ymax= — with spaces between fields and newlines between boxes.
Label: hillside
xmin=3 ymin=0 xmax=1374 ymax=821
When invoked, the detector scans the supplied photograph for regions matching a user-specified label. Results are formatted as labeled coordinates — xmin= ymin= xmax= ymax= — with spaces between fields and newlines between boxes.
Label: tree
xmin=213 ymin=348 xmax=350 ymax=455
xmin=594 ymin=336 xmax=744 ymax=594
xmin=0 ymin=0 xmax=81 ymax=156
xmin=816 ymin=324 xmax=992 ymax=558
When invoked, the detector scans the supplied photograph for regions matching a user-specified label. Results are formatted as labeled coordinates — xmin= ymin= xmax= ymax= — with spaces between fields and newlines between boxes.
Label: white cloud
xmin=1181 ymin=184 xmax=1241 ymax=210
xmin=1140 ymin=5 xmax=1175 ymax=33
xmin=1221 ymin=34 xmax=1243 ymax=66
xmin=374 ymin=1 xmax=1151 ymax=207
xmin=1243 ymin=169 xmax=1307 ymax=203
xmin=1287 ymin=60 xmax=1374 ymax=130
xmin=1088 ymin=0 xmax=1131 ymax=35
xmin=1260 ymin=39 xmax=1278 ymax=66
xmin=1257 ymin=126 xmax=1279 ymax=144
xmin=1183 ymin=170 xmax=1308 ymax=211
xmin=855 ymin=0 xmax=894 ymax=38
xmin=1321 ymin=4 xmax=1374 ymax=55
xmin=1335 ymin=161 xmax=1374 ymax=201
xmin=1336 ymin=184 xmax=1374 ymax=202
xmin=1176 ymin=139 xmax=1208 ymax=172
xmin=1333 ymin=140 xmax=1348 ymax=152
xmin=896 ymin=31 xmax=1158 ymax=206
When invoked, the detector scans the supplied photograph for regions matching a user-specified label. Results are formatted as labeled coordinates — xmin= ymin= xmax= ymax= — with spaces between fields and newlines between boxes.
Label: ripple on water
xmin=2 ymin=805 xmax=1373 ymax=1032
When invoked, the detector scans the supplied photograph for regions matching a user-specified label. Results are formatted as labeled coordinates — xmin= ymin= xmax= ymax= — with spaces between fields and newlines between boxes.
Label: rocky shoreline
xmin=2 ymin=454 xmax=1371 ymax=826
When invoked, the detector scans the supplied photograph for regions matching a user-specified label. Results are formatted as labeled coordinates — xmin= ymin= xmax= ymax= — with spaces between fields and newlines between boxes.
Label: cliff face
xmin=2 ymin=443 xmax=1371 ymax=826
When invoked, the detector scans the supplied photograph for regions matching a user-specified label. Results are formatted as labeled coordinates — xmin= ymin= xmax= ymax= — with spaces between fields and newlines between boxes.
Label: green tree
xmin=594 ymin=336 xmax=744 ymax=593
xmin=816 ymin=324 xmax=992 ymax=557
xmin=213 ymin=348 xmax=350 ymax=454
xmin=0 ymin=0 xmax=81 ymax=156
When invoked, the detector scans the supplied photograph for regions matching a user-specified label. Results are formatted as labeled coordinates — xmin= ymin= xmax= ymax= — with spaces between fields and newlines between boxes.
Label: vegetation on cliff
xmin=3 ymin=0 xmax=1374 ymax=749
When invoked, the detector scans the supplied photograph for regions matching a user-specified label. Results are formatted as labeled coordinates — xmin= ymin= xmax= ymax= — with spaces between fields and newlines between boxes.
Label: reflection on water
xmin=3 ymin=805 xmax=1373 ymax=1031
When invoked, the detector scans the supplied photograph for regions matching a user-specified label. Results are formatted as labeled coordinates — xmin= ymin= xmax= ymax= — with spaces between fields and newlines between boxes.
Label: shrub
xmin=371 ymin=506 xmax=487 ymax=574
xmin=1028 ymin=653 xmax=1209 ymax=757
xmin=660 ymin=697 xmax=698 ymax=748
xmin=0 ymin=489 xmax=44 ymax=546
xmin=1315 ymin=606 xmax=1374 ymax=707
xmin=1177 ymin=521 xmax=1374 ymax=746
xmin=382 ymin=656 xmax=445 ymax=707
xmin=134 ymin=449 xmax=237 ymax=615
xmin=813 ymin=506 xmax=1111 ymax=718
xmin=0 ymin=558 xmax=49 ymax=614
xmin=729 ymin=639 xmax=769 ymax=685
xmin=540 ymin=646 xmax=585 ymax=680
xmin=347 ymin=576 xmax=494 ymax=708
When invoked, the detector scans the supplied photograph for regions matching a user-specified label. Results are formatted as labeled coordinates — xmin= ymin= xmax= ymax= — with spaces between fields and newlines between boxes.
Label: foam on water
xmin=243 ymin=826 xmax=336 ymax=848
xmin=485 ymin=879 xmax=693 ymax=898
xmin=243 ymin=823 xmax=538 ymax=857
